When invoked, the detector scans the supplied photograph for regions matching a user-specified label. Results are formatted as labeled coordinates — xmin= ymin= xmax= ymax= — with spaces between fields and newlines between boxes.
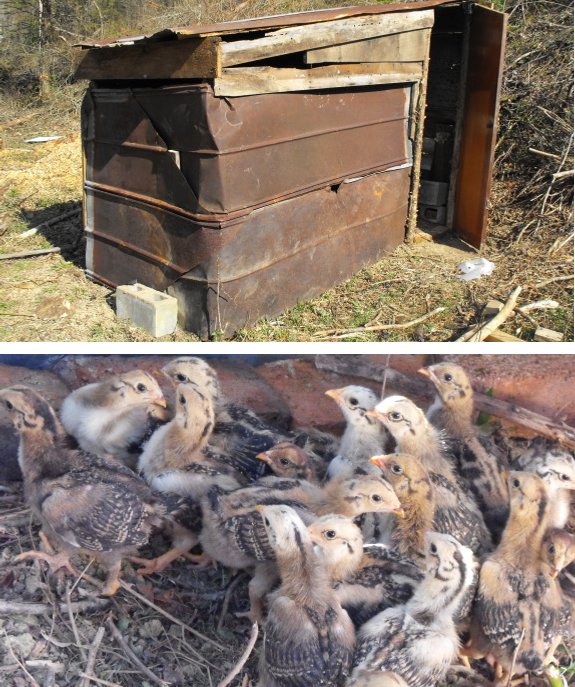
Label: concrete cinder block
xmin=116 ymin=284 xmax=178 ymax=337
xmin=419 ymin=204 xmax=447 ymax=224
xmin=419 ymin=180 xmax=449 ymax=206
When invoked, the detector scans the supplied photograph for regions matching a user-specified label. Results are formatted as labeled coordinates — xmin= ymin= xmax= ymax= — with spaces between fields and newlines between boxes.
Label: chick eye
xmin=179 ymin=395 xmax=186 ymax=405
xmin=560 ymin=473 xmax=570 ymax=481
xmin=324 ymin=530 xmax=336 ymax=540
xmin=548 ymin=545 xmax=556 ymax=556
xmin=391 ymin=464 xmax=403 ymax=474
xmin=137 ymin=383 xmax=147 ymax=392
xmin=429 ymin=543 xmax=438 ymax=554
xmin=5 ymin=401 xmax=13 ymax=410
xmin=389 ymin=412 xmax=403 ymax=422
xmin=349 ymin=398 xmax=359 ymax=406
xmin=443 ymin=373 xmax=453 ymax=382
xmin=371 ymin=494 xmax=382 ymax=502
xmin=512 ymin=478 xmax=521 ymax=488
xmin=279 ymin=458 xmax=290 ymax=466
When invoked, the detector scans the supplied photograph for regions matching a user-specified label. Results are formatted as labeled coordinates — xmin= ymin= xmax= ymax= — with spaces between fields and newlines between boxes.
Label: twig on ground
xmin=0 ymin=247 xmax=61 ymax=260
xmin=0 ymin=597 xmax=110 ymax=616
xmin=456 ymin=286 xmax=522 ymax=342
xmin=217 ymin=622 xmax=258 ymax=687
xmin=529 ymin=274 xmax=573 ymax=289
xmin=107 ymin=618 xmax=169 ymax=687
xmin=313 ymin=306 xmax=445 ymax=339
xmin=217 ymin=571 xmax=248 ymax=634
xmin=19 ymin=208 xmax=81 ymax=238
xmin=66 ymin=586 xmax=87 ymax=662
xmin=528 ymin=147 xmax=561 ymax=161
xmin=79 ymin=626 xmax=106 ymax=687
xmin=119 ymin=580 xmax=224 ymax=651
xmin=78 ymin=674 xmax=122 ymax=687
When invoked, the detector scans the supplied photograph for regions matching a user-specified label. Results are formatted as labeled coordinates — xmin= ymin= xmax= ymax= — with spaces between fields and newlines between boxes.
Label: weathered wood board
xmin=214 ymin=63 xmax=423 ymax=97
xmin=75 ymin=36 xmax=221 ymax=80
xmin=219 ymin=10 xmax=434 ymax=67
xmin=304 ymin=28 xmax=431 ymax=64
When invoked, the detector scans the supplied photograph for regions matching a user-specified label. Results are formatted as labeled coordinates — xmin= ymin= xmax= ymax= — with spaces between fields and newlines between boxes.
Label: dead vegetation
xmin=0 ymin=0 xmax=572 ymax=341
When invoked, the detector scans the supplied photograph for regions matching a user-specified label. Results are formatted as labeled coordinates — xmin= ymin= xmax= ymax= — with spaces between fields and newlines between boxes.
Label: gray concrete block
xmin=419 ymin=180 xmax=449 ymax=206
xmin=116 ymin=284 xmax=178 ymax=337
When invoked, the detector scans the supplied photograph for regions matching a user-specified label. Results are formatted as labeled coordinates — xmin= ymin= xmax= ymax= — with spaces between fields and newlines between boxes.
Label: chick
xmin=256 ymin=442 xmax=319 ymax=482
xmin=60 ymin=370 xmax=169 ymax=469
xmin=514 ymin=441 xmax=575 ymax=529
xmin=419 ymin=363 xmax=509 ymax=539
xmin=540 ymin=528 xmax=575 ymax=646
xmin=1 ymin=386 xmax=165 ymax=595
xmin=256 ymin=504 xmax=355 ymax=687
xmin=469 ymin=472 xmax=564 ymax=681
xmin=133 ymin=384 xmax=243 ymax=573
xmin=348 ymin=673 xmax=409 ymax=687
xmin=370 ymin=396 xmax=492 ymax=556
xmin=162 ymin=356 xmax=338 ymax=481
xmin=349 ymin=532 xmax=475 ymax=687
xmin=309 ymin=515 xmax=421 ymax=627
xmin=324 ymin=386 xmax=390 ymax=480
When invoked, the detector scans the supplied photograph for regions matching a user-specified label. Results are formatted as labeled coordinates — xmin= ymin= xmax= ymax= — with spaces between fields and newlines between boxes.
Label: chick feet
xmin=15 ymin=548 xmax=79 ymax=576
xmin=130 ymin=549 xmax=214 ymax=575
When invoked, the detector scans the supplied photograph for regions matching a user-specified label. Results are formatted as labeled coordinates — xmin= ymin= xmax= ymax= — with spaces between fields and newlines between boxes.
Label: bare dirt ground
xmin=0 ymin=0 xmax=572 ymax=342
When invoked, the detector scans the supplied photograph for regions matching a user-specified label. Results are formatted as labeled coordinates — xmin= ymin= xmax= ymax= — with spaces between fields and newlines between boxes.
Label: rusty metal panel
xmin=452 ymin=4 xmax=507 ymax=248
xmin=84 ymin=83 xmax=412 ymax=217
xmin=74 ymin=1 xmax=455 ymax=48
xmin=86 ymin=169 xmax=409 ymax=338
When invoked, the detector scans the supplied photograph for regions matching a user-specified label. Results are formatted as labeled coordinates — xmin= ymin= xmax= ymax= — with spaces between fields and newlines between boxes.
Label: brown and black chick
xmin=349 ymin=532 xmax=475 ymax=687
xmin=133 ymin=384 xmax=244 ymax=573
xmin=1 ymin=386 xmax=165 ymax=595
xmin=256 ymin=504 xmax=355 ymax=687
xmin=370 ymin=396 xmax=492 ymax=556
xmin=256 ymin=441 xmax=320 ymax=482
xmin=324 ymin=386 xmax=390 ymax=480
xmin=540 ymin=528 xmax=575 ymax=646
xmin=309 ymin=514 xmax=422 ymax=627
xmin=469 ymin=471 xmax=564 ymax=682
xmin=60 ymin=370 xmax=169 ymax=470
xmin=419 ymin=363 xmax=509 ymax=540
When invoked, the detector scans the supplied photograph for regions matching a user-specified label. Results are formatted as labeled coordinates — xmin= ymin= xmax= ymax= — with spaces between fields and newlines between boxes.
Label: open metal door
xmin=453 ymin=4 xmax=507 ymax=248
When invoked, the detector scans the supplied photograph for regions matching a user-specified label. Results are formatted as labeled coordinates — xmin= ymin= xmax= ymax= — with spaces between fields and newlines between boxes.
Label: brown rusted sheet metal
xmin=86 ymin=168 xmax=409 ymax=339
xmin=452 ymin=4 xmax=507 ymax=248
xmin=74 ymin=1 xmax=455 ymax=48
xmin=83 ymin=83 xmax=412 ymax=217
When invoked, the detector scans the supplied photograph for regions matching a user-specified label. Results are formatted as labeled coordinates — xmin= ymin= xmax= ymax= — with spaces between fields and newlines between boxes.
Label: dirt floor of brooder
xmin=0 ymin=105 xmax=572 ymax=342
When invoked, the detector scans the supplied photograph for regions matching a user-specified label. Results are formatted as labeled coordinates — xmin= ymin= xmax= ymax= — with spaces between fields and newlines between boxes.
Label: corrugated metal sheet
xmin=75 ymin=1 xmax=456 ymax=47
xmin=86 ymin=168 xmax=410 ymax=338
xmin=83 ymin=83 xmax=412 ymax=218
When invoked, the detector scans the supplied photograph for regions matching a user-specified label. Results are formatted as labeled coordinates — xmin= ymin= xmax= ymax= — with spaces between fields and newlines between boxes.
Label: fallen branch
xmin=0 ymin=247 xmax=61 ymax=261
xmin=78 ymin=675 xmax=122 ymax=687
xmin=517 ymin=299 xmax=558 ymax=312
xmin=79 ymin=626 xmax=105 ymax=687
xmin=20 ymin=208 xmax=81 ymax=238
xmin=313 ymin=306 xmax=445 ymax=339
xmin=552 ymin=168 xmax=574 ymax=181
xmin=0 ymin=597 xmax=110 ymax=616
xmin=107 ymin=618 xmax=168 ymax=687
xmin=528 ymin=147 xmax=561 ymax=161
xmin=217 ymin=622 xmax=259 ymax=687
xmin=456 ymin=286 xmax=522 ymax=342
xmin=314 ymin=356 xmax=575 ymax=449
xmin=530 ymin=273 xmax=573 ymax=289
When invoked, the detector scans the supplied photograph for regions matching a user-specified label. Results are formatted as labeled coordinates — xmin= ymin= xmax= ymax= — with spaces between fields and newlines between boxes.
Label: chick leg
xmin=15 ymin=531 xmax=79 ymax=576
xmin=100 ymin=560 xmax=122 ymax=596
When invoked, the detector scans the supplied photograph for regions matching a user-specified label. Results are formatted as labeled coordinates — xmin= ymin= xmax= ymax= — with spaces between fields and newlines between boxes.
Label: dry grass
xmin=0 ymin=0 xmax=572 ymax=341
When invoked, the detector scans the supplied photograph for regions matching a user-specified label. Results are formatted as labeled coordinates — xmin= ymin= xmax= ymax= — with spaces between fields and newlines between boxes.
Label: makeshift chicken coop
xmin=75 ymin=0 xmax=507 ymax=338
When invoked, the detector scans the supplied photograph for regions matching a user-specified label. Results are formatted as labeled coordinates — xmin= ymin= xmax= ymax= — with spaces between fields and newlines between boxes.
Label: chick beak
xmin=370 ymin=455 xmax=389 ymax=471
xmin=154 ymin=396 xmax=167 ymax=408
xmin=550 ymin=567 xmax=559 ymax=580
xmin=417 ymin=367 xmax=431 ymax=379
xmin=393 ymin=507 xmax=406 ymax=518
xmin=325 ymin=388 xmax=343 ymax=402
xmin=256 ymin=452 xmax=270 ymax=463
xmin=255 ymin=504 xmax=264 ymax=513
xmin=365 ymin=409 xmax=382 ymax=421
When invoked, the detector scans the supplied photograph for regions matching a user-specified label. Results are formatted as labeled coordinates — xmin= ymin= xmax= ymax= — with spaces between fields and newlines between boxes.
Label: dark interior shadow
xmin=21 ymin=200 xmax=85 ymax=268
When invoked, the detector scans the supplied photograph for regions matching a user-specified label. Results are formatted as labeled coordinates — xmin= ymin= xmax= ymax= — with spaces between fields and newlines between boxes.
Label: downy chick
xmin=256 ymin=504 xmax=355 ymax=687
xmin=256 ymin=442 xmax=319 ymax=482
xmin=469 ymin=472 xmax=564 ymax=681
xmin=162 ymin=356 xmax=338 ymax=480
xmin=514 ymin=441 xmax=575 ymax=528
xmin=309 ymin=515 xmax=421 ymax=627
xmin=134 ymin=384 xmax=243 ymax=573
xmin=349 ymin=532 xmax=475 ymax=687
xmin=1 ymin=386 xmax=164 ymax=595
xmin=60 ymin=370 xmax=168 ymax=469
xmin=369 ymin=396 xmax=492 ymax=556
xmin=324 ymin=386 xmax=389 ymax=480
xmin=419 ymin=362 xmax=509 ymax=539
xmin=540 ymin=528 xmax=575 ymax=644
